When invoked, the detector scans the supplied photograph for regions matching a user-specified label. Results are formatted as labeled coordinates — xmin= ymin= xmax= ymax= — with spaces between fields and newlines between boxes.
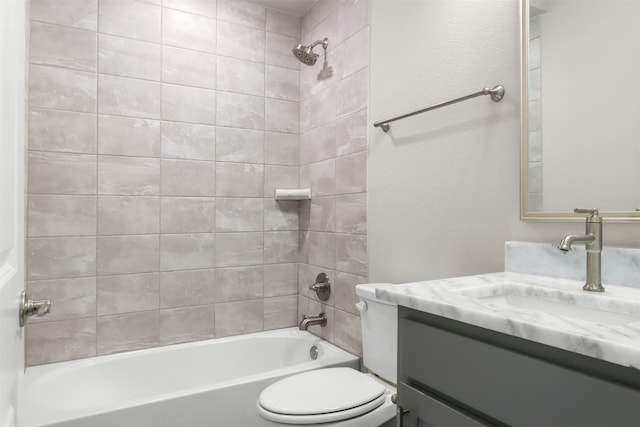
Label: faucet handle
xmin=574 ymin=208 xmax=601 ymax=222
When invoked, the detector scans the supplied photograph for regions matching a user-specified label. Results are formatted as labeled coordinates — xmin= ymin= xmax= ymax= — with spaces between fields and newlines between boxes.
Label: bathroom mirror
xmin=520 ymin=0 xmax=640 ymax=221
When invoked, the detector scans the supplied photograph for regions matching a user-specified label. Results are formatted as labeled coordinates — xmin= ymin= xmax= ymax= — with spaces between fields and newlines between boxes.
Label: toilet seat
xmin=257 ymin=367 xmax=387 ymax=425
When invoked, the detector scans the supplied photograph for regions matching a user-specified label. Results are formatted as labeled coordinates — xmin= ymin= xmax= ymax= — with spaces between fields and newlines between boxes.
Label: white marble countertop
xmin=376 ymin=272 xmax=640 ymax=370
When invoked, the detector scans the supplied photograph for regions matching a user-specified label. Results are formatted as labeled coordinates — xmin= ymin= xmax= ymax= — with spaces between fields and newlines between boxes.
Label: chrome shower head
xmin=292 ymin=38 xmax=328 ymax=66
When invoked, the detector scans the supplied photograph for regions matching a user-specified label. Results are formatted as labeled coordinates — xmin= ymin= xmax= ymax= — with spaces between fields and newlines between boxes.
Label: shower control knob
xmin=309 ymin=273 xmax=331 ymax=301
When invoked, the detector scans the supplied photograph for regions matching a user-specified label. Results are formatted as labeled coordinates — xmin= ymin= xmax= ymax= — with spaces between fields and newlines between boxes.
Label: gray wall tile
xmin=31 ymin=0 xmax=98 ymax=30
xmin=27 ymin=237 xmax=96 ymax=280
xmin=335 ymin=233 xmax=366 ymax=276
xmin=162 ymin=45 xmax=216 ymax=89
xmin=266 ymin=9 xmax=301 ymax=38
xmin=97 ymin=273 xmax=159 ymax=315
xmin=308 ymin=159 xmax=335 ymax=196
xmin=27 ymin=277 xmax=96 ymax=323
xmin=264 ymin=231 xmax=298 ymax=264
xmin=265 ymin=132 xmax=298 ymax=166
xmin=215 ymin=266 xmax=263 ymax=302
xmin=29 ymin=64 xmax=97 ymax=112
xmin=160 ymin=305 xmax=215 ymax=345
xmin=216 ymin=127 xmax=264 ymax=163
xmin=97 ymin=235 xmax=160 ymax=275
xmin=264 ymin=295 xmax=297 ymax=330
xmin=98 ymin=115 xmax=161 ymax=157
xmin=98 ymin=156 xmax=160 ymax=196
xmin=28 ymin=151 xmax=96 ymax=195
xmin=26 ymin=318 xmax=96 ymax=366
xmin=217 ymin=0 xmax=265 ymax=29
xmin=304 ymin=231 xmax=335 ymax=269
xmin=161 ymin=159 xmax=215 ymax=196
xmin=161 ymin=197 xmax=215 ymax=233
xmin=28 ymin=195 xmax=96 ymax=237
xmin=336 ymin=109 xmax=367 ymax=156
xmin=266 ymin=98 xmax=299 ymax=133
xmin=31 ymin=21 xmax=97 ymax=72
xmin=216 ymin=92 xmax=265 ymax=130
xmin=309 ymin=86 xmax=337 ymax=128
xmin=162 ymin=8 xmax=217 ymax=52
xmin=334 ymin=308 xmax=362 ymax=356
xmin=336 ymin=151 xmax=366 ymax=194
xmin=264 ymin=199 xmax=298 ymax=231
xmin=337 ymin=67 xmax=368 ymax=117
xmin=301 ymin=123 xmax=336 ymax=164
xmin=214 ymin=299 xmax=263 ymax=337
xmin=29 ymin=109 xmax=97 ymax=154
xmin=335 ymin=193 xmax=366 ymax=234
xmin=216 ymin=162 xmax=264 ymax=197
xmin=161 ymin=122 xmax=215 ymax=160
xmin=217 ymin=21 xmax=264 ymax=62
xmin=215 ymin=198 xmax=263 ymax=232
xmin=266 ymin=66 xmax=299 ymax=101
xmin=334 ymin=271 xmax=365 ymax=315
xmin=160 ymin=233 xmax=216 ymax=271
xmin=308 ymin=196 xmax=336 ymax=232
xmin=263 ymin=263 xmax=298 ymax=297
xmin=98 ymin=34 xmax=161 ymax=81
xmin=97 ymin=196 xmax=160 ymax=235
xmin=97 ymin=311 xmax=159 ymax=355
xmin=160 ymin=269 xmax=216 ymax=308
xmin=99 ymin=0 xmax=161 ymax=43
xmin=215 ymin=232 xmax=263 ymax=267
xmin=264 ymin=165 xmax=298 ymax=197
xmin=163 ymin=0 xmax=218 ymax=18
xmin=217 ymin=56 xmax=264 ymax=96
xmin=341 ymin=27 xmax=369 ymax=79
xmin=98 ymin=74 xmax=161 ymax=119
xmin=162 ymin=83 xmax=216 ymax=124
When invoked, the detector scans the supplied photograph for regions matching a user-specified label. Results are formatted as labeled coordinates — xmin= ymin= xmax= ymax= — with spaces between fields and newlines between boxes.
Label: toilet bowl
xmin=256 ymin=284 xmax=397 ymax=426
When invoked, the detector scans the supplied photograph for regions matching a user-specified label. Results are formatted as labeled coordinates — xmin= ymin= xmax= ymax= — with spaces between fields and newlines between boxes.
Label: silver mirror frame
xmin=519 ymin=0 xmax=640 ymax=222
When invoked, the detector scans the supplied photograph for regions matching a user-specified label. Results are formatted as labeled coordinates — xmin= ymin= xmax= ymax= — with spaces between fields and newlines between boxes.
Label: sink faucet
xmin=298 ymin=313 xmax=327 ymax=330
xmin=558 ymin=208 xmax=604 ymax=292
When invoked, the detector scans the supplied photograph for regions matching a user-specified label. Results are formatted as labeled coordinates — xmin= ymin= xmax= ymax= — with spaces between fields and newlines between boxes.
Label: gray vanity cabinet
xmin=397 ymin=306 xmax=640 ymax=427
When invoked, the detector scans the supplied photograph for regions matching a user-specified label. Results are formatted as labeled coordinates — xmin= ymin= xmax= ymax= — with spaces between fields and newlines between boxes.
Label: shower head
xmin=292 ymin=38 xmax=328 ymax=66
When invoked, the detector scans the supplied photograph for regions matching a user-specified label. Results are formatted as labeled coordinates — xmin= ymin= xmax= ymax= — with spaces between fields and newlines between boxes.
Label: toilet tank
xmin=355 ymin=284 xmax=397 ymax=384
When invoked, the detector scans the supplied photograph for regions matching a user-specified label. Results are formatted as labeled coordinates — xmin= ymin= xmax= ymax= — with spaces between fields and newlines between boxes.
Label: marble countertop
xmin=376 ymin=272 xmax=640 ymax=370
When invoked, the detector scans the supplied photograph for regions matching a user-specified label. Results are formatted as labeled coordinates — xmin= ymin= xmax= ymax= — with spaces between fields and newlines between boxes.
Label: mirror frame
xmin=519 ymin=0 xmax=640 ymax=222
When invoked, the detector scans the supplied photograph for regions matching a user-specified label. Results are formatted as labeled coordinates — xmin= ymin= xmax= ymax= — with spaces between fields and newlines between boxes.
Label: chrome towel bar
xmin=373 ymin=85 xmax=505 ymax=132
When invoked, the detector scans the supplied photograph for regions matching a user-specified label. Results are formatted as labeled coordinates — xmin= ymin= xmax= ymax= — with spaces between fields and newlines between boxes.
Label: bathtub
xmin=21 ymin=328 xmax=360 ymax=427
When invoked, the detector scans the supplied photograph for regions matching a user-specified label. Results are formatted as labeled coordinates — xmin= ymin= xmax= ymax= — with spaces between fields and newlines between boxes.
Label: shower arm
xmin=309 ymin=38 xmax=328 ymax=50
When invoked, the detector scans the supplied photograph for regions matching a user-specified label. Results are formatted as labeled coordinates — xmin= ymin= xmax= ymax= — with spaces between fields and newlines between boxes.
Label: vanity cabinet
xmin=397 ymin=306 xmax=640 ymax=427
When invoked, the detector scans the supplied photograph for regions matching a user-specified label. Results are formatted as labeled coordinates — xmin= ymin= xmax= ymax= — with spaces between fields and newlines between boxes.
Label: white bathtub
xmin=21 ymin=328 xmax=360 ymax=427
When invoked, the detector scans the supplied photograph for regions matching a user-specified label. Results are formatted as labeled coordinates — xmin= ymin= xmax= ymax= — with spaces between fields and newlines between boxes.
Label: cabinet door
xmin=399 ymin=383 xmax=489 ymax=427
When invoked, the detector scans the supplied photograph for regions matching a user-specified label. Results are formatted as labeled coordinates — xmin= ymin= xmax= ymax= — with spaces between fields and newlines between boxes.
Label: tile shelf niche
xmin=274 ymin=188 xmax=312 ymax=201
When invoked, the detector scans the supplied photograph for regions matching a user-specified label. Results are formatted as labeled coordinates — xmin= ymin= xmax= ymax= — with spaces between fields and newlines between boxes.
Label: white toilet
xmin=256 ymin=283 xmax=397 ymax=426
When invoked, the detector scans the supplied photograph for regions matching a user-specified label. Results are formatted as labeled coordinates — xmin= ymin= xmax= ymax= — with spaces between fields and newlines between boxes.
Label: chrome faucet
xmin=558 ymin=208 xmax=604 ymax=292
xmin=298 ymin=313 xmax=327 ymax=330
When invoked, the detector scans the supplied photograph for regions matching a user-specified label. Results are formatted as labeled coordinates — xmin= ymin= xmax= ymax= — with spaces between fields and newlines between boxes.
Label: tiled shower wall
xmin=297 ymin=0 xmax=369 ymax=357
xmin=25 ymin=0 xmax=302 ymax=366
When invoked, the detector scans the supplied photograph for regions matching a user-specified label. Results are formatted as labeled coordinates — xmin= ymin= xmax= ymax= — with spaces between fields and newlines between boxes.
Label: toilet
xmin=257 ymin=283 xmax=397 ymax=426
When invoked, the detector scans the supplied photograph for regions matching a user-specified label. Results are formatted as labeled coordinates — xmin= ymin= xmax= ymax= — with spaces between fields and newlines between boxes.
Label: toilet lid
xmin=257 ymin=367 xmax=387 ymax=424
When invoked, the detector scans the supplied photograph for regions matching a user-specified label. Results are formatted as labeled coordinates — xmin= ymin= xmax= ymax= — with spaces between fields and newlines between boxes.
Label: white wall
xmin=368 ymin=0 xmax=640 ymax=284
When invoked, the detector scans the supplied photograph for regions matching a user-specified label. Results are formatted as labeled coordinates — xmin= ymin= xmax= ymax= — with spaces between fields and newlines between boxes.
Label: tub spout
xmin=299 ymin=313 xmax=327 ymax=330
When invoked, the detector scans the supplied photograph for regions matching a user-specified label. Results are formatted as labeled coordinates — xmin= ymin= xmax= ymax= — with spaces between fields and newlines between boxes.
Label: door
xmin=0 ymin=1 xmax=26 ymax=426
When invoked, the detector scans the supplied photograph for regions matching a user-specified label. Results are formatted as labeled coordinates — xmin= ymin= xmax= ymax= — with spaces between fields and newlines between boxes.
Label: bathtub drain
xmin=309 ymin=345 xmax=319 ymax=360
